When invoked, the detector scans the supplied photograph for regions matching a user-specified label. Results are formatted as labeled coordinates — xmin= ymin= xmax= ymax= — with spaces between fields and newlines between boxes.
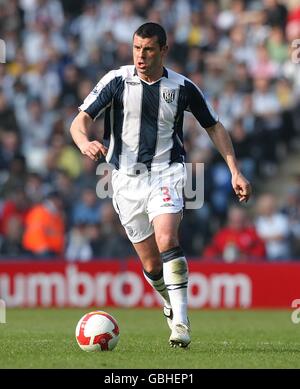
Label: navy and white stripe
xmin=79 ymin=65 xmax=218 ymax=172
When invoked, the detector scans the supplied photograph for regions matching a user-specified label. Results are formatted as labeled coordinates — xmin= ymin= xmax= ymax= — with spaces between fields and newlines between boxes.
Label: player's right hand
xmin=79 ymin=140 xmax=107 ymax=161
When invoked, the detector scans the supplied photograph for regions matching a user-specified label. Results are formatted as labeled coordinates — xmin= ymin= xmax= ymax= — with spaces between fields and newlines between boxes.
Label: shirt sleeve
xmin=184 ymin=79 xmax=219 ymax=128
xmin=79 ymin=70 xmax=121 ymax=121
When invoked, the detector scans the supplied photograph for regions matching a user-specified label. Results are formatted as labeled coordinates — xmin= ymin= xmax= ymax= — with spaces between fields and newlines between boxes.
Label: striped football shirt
xmin=79 ymin=65 xmax=218 ymax=173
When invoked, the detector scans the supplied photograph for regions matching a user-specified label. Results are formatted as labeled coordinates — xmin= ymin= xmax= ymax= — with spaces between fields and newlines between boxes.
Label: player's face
xmin=133 ymin=34 xmax=167 ymax=81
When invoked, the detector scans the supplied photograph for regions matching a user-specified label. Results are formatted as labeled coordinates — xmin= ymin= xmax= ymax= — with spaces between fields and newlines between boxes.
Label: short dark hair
xmin=134 ymin=23 xmax=167 ymax=48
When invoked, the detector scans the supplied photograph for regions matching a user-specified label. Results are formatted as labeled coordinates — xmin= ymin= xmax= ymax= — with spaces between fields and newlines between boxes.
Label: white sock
xmin=143 ymin=269 xmax=171 ymax=308
xmin=162 ymin=247 xmax=189 ymax=326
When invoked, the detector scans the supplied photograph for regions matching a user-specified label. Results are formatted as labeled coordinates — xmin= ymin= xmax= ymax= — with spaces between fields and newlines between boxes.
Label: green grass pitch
xmin=0 ymin=308 xmax=300 ymax=369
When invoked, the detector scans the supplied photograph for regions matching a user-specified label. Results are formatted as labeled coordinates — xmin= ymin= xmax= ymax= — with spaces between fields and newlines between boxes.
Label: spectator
xmin=263 ymin=0 xmax=288 ymax=31
xmin=203 ymin=206 xmax=266 ymax=262
xmin=0 ymin=90 xmax=19 ymax=133
xmin=281 ymin=185 xmax=300 ymax=259
xmin=20 ymin=97 xmax=54 ymax=173
xmin=52 ymin=169 xmax=77 ymax=227
xmin=0 ymin=216 xmax=29 ymax=258
xmin=75 ymin=155 xmax=98 ymax=195
xmin=0 ymin=130 xmax=22 ymax=171
xmin=45 ymin=132 xmax=82 ymax=180
xmin=252 ymin=77 xmax=282 ymax=175
xmin=23 ymin=59 xmax=61 ymax=109
xmin=111 ymin=1 xmax=143 ymax=44
xmin=250 ymin=44 xmax=279 ymax=80
xmin=286 ymin=1 xmax=300 ymax=42
xmin=217 ymin=80 xmax=243 ymax=129
xmin=71 ymin=187 xmax=101 ymax=226
xmin=25 ymin=172 xmax=49 ymax=204
xmin=0 ymin=154 xmax=27 ymax=198
xmin=267 ymin=26 xmax=288 ymax=64
xmin=255 ymin=193 xmax=291 ymax=260
xmin=91 ymin=202 xmax=135 ymax=258
xmin=0 ymin=188 xmax=30 ymax=236
xmin=230 ymin=118 xmax=256 ymax=182
xmin=275 ymin=77 xmax=296 ymax=148
xmin=65 ymin=223 xmax=93 ymax=262
xmin=234 ymin=62 xmax=253 ymax=94
xmin=22 ymin=190 xmax=65 ymax=258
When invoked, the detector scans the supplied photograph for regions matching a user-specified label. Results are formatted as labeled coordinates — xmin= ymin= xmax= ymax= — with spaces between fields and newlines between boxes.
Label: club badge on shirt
xmin=162 ymin=89 xmax=176 ymax=103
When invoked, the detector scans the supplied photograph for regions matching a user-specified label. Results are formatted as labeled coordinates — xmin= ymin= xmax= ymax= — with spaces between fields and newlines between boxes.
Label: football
xmin=75 ymin=310 xmax=119 ymax=351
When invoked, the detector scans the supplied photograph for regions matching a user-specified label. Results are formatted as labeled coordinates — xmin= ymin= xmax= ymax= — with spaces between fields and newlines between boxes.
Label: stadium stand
xmin=0 ymin=0 xmax=300 ymax=260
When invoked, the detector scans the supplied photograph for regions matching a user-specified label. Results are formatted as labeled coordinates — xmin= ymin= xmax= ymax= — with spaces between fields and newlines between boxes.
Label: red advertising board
xmin=0 ymin=260 xmax=299 ymax=308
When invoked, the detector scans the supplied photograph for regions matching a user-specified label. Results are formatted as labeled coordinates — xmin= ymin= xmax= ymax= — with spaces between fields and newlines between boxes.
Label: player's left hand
xmin=231 ymin=171 xmax=252 ymax=203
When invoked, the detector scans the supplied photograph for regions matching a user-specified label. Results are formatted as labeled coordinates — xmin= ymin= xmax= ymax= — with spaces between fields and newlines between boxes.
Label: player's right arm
xmin=70 ymin=111 xmax=107 ymax=161
xmin=70 ymin=69 xmax=121 ymax=161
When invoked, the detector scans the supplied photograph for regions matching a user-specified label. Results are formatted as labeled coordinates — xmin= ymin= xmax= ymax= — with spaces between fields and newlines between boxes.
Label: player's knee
xmin=143 ymin=261 xmax=162 ymax=275
xmin=156 ymin=234 xmax=178 ymax=253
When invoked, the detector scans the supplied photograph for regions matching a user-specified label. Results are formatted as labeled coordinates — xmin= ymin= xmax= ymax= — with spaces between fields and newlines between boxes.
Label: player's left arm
xmin=185 ymin=79 xmax=252 ymax=203
xmin=206 ymin=121 xmax=252 ymax=203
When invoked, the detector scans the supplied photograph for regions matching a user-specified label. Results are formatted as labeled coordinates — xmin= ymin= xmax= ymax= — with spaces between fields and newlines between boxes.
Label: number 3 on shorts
xmin=161 ymin=186 xmax=171 ymax=202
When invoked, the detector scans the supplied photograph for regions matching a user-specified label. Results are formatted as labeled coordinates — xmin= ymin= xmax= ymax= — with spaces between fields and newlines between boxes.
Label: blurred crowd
xmin=0 ymin=0 xmax=300 ymax=261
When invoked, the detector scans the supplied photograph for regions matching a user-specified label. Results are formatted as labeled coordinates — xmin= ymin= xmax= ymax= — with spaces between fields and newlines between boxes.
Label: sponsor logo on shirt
xmin=126 ymin=81 xmax=140 ymax=85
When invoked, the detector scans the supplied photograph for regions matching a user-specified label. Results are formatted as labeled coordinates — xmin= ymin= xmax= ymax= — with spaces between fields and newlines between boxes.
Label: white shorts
xmin=112 ymin=163 xmax=186 ymax=243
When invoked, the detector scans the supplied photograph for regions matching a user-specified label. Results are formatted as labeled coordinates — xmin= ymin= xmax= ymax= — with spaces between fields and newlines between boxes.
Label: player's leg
xmin=133 ymin=233 xmax=161 ymax=274
xmin=111 ymin=170 xmax=172 ymax=323
xmin=133 ymin=234 xmax=173 ymax=328
xmin=152 ymin=212 xmax=191 ymax=348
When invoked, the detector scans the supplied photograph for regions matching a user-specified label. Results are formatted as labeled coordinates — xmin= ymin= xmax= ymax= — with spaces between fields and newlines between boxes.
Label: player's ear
xmin=161 ymin=45 xmax=168 ymax=56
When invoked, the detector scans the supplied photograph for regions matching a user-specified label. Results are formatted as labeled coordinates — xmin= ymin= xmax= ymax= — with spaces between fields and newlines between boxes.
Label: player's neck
xmin=138 ymin=67 xmax=164 ymax=84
